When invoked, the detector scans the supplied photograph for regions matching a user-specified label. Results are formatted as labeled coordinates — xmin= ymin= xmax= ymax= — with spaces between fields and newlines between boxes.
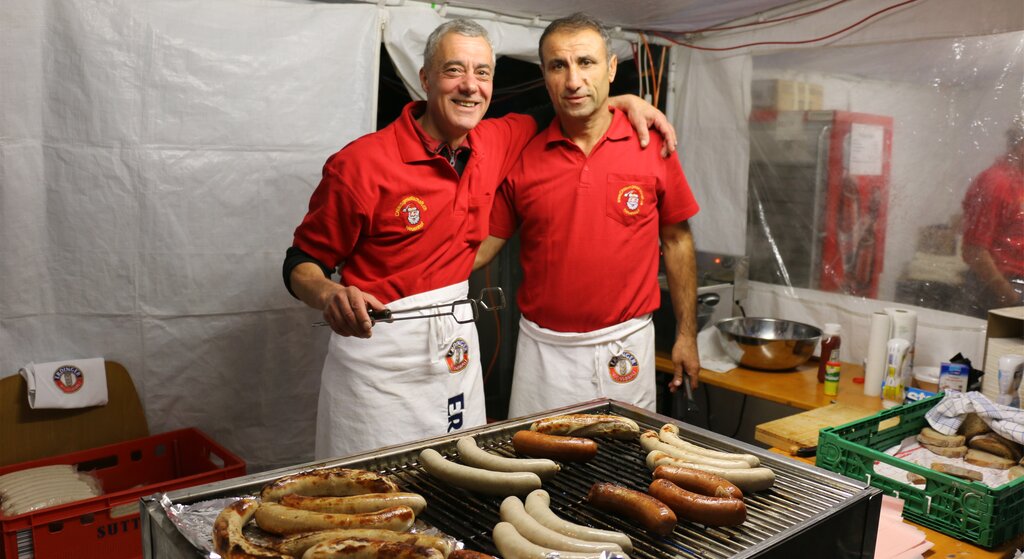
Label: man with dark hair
xmin=284 ymin=18 xmax=677 ymax=459
xmin=475 ymin=13 xmax=701 ymax=417
xmin=962 ymin=116 xmax=1024 ymax=316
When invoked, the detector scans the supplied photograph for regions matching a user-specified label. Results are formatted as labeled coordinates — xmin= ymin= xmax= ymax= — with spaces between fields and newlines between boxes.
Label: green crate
xmin=816 ymin=394 xmax=1024 ymax=548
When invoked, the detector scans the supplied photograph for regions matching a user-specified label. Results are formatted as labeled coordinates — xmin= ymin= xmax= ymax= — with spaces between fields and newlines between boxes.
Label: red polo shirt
xmin=490 ymin=108 xmax=700 ymax=332
xmin=292 ymin=102 xmax=536 ymax=303
xmin=962 ymin=156 xmax=1024 ymax=277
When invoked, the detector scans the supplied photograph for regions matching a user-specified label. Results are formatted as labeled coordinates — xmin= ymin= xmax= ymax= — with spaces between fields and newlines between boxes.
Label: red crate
xmin=0 ymin=428 xmax=245 ymax=559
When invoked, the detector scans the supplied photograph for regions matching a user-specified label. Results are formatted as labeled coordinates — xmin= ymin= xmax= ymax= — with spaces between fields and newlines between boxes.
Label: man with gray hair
xmin=284 ymin=17 xmax=676 ymax=459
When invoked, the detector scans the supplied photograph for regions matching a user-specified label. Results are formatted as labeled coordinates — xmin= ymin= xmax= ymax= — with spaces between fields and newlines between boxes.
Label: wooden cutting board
xmin=755 ymin=403 xmax=876 ymax=453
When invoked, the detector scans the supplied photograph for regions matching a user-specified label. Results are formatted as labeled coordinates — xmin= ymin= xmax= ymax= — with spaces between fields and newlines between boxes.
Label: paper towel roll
xmin=863 ymin=311 xmax=890 ymax=397
xmin=887 ymin=308 xmax=917 ymax=387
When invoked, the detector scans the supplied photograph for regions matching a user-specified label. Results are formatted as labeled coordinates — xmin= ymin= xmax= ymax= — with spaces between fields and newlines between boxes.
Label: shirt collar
xmin=396 ymin=101 xmax=473 ymax=164
xmin=542 ymin=106 xmax=632 ymax=148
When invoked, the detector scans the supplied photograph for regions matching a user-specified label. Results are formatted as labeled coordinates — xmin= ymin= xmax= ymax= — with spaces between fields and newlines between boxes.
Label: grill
xmin=142 ymin=400 xmax=882 ymax=559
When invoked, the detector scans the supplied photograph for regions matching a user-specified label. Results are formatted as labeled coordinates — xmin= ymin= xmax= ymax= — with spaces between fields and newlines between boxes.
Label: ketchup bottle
xmin=817 ymin=323 xmax=842 ymax=384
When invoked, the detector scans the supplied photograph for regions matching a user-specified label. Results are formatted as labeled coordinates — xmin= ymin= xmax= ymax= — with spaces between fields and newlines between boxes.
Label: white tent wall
xmin=672 ymin=0 xmax=1023 ymax=371
xmin=1 ymin=0 xmax=382 ymax=472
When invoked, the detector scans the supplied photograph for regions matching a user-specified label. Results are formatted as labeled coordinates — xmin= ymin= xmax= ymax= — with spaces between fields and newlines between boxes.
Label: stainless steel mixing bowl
xmin=715 ymin=317 xmax=822 ymax=371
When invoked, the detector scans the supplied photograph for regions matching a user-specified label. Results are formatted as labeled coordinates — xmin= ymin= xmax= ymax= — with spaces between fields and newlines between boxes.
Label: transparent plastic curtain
xmin=747 ymin=32 xmax=1023 ymax=318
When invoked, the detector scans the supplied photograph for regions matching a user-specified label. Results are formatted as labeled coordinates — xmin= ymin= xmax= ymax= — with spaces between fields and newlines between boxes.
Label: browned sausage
xmin=652 ymin=465 xmax=744 ymax=499
xmin=648 ymin=479 xmax=747 ymax=527
xmin=448 ymin=550 xmax=497 ymax=559
xmin=585 ymin=482 xmax=676 ymax=536
xmin=512 ymin=431 xmax=598 ymax=462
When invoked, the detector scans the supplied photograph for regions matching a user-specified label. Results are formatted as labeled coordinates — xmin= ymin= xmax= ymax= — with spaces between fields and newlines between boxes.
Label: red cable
xmin=654 ymin=0 xmax=919 ymax=52
xmin=680 ymin=0 xmax=852 ymax=34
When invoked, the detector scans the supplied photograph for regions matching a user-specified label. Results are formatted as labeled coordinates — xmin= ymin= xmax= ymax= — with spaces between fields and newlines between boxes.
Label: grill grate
xmin=151 ymin=400 xmax=876 ymax=559
xmin=349 ymin=404 xmax=870 ymax=559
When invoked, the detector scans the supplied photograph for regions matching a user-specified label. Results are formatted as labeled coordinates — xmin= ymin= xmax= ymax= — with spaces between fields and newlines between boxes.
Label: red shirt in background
xmin=962 ymin=156 xmax=1024 ymax=278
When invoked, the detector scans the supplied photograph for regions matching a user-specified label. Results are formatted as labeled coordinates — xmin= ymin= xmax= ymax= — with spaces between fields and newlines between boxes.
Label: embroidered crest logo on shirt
xmin=52 ymin=365 xmax=84 ymax=394
xmin=617 ymin=186 xmax=644 ymax=216
xmin=395 ymin=196 xmax=428 ymax=231
xmin=446 ymin=338 xmax=470 ymax=373
xmin=608 ymin=351 xmax=639 ymax=383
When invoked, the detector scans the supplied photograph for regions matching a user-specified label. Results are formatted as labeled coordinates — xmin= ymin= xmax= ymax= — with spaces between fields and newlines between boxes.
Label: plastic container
xmin=912 ymin=366 xmax=940 ymax=393
xmin=817 ymin=395 xmax=1024 ymax=548
xmin=0 ymin=428 xmax=245 ymax=559
xmin=881 ymin=338 xmax=910 ymax=409
xmin=817 ymin=323 xmax=842 ymax=384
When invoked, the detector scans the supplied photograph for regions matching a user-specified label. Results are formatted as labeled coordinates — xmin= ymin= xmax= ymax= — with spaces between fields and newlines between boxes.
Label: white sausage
xmin=639 ymin=431 xmax=751 ymax=469
xmin=279 ymin=492 xmax=427 ymax=515
xmin=260 ymin=466 xmax=399 ymax=503
xmin=212 ymin=497 xmax=290 ymax=559
xmin=530 ymin=414 xmax=639 ymax=439
xmin=254 ymin=502 xmax=415 ymax=536
xmin=500 ymin=497 xmax=624 ymax=554
xmin=275 ymin=530 xmax=453 ymax=558
xmin=418 ymin=449 xmax=542 ymax=497
xmin=522 ymin=490 xmax=632 ymax=553
xmin=301 ymin=538 xmax=444 ymax=559
xmin=645 ymin=451 xmax=775 ymax=492
xmin=456 ymin=436 xmax=560 ymax=480
xmin=659 ymin=424 xmax=760 ymax=467
xmin=492 ymin=522 xmax=625 ymax=559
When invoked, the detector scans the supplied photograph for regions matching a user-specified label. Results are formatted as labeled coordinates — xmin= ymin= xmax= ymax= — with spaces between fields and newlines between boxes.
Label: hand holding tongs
xmin=313 ymin=287 xmax=506 ymax=327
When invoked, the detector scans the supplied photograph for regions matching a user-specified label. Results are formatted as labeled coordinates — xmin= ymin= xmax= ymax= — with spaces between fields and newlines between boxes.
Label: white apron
xmin=507 ymin=314 xmax=655 ymax=418
xmin=314 ymin=281 xmax=486 ymax=460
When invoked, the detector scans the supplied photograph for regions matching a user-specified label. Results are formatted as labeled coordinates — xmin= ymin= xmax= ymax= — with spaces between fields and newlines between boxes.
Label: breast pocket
xmin=606 ymin=174 xmax=656 ymax=227
xmin=466 ymin=193 xmax=493 ymax=244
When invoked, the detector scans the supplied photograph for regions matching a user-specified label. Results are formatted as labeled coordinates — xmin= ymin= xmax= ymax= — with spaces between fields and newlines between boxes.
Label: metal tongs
xmin=313 ymin=287 xmax=506 ymax=327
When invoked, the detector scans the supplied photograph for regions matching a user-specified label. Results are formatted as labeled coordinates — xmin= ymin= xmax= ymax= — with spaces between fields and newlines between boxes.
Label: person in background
xmin=473 ymin=13 xmax=701 ymax=418
xmin=284 ymin=18 xmax=678 ymax=459
xmin=961 ymin=116 xmax=1024 ymax=316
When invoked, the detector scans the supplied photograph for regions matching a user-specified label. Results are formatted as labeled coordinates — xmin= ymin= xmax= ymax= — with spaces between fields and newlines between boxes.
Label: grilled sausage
xmin=648 ymin=479 xmax=746 ymax=527
xmin=448 ymin=550 xmax=497 ymax=559
xmin=254 ymin=502 xmax=415 ymax=535
xmin=419 ymin=448 xmax=542 ymax=496
xmin=512 ymin=431 xmax=598 ymax=462
xmin=260 ymin=467 xmax=399 ymax=503
xmin=302 ymin=538 xmax=443 ymax=559
xmin=530 ymin=414 xmax=639 ymax=439
xmin=279 ymin=492 xmax=427 ymax=515
xmin=585 ymin=483 xmax=676 ymax=536
xmin=212 ymin=497 xmax=290 ymax=559
xmin=523 ymin=489 xmax=632 ymax=553
xmin=456 ymin=436 xmax=561 ymax=480
xmin=659 ymin=424 xmax=759 ymax=467
xmin=640 ymin=431 xmax=751 ymax=470
xmin=499 ymin=496 xmax=623 ymax=554
xmin=492 ymin=522 xmax=622 ymax=559
xmin=646 ymin=451 xmax=775 ymax=493
xmin=274 ymin=529 xmax=453 ymax=558
xmin=651 ymin=465 xmax=743 ymax=499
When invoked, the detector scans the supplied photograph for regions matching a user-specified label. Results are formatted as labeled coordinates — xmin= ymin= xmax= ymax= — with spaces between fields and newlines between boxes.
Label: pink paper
xmin=874 ymin=496 xmax=933 ymax=559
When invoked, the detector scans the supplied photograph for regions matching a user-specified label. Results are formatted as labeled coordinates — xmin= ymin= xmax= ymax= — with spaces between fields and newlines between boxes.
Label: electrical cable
xmin=653 ymin=0 xmax=919 ymax=52
xmin=482 ymin=263 xmax=502 ymax=386
xmin=676 ymin=0 xmax=852 ymax=34
xmin=730 ymin=395 xmax=748 ymax=438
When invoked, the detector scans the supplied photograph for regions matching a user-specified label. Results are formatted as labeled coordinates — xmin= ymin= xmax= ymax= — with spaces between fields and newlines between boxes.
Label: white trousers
xmin=507 ymin=314 xmax=655 ymax=418
xmin=314 ymin=281 xmax=486 ymax=460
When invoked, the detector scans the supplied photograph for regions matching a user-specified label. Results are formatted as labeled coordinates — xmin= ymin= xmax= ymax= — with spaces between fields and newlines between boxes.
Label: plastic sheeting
xmin=0 ymin=0 xmax=381 ymax=472
xmin=671 ymin=0 xmax=1023 ymax=371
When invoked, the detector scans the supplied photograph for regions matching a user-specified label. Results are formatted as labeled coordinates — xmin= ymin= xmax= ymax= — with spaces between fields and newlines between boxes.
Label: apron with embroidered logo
xmin=507 ymin=314 xmax=655 ymax=418
xmin=314 ymin=281 xmax=486 ymax=460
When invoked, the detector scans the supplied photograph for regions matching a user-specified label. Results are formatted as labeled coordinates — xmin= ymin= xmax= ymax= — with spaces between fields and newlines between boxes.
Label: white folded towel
xmin=19 ymin=358 xmax=108 ymax=409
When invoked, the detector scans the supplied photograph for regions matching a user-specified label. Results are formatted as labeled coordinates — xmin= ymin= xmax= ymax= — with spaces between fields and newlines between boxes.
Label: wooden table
xmin=655 ymin=352 xmax=1024 ymax=558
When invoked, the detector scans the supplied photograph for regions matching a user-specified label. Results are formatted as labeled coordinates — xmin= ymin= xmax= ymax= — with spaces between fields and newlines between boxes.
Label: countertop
xmin=655 ymin=351 xmax=1024 ymax=558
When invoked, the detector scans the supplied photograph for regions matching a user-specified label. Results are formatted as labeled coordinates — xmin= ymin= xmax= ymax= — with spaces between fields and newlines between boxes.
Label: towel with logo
xmin=19 ymin=358 xmax=108 ymax=409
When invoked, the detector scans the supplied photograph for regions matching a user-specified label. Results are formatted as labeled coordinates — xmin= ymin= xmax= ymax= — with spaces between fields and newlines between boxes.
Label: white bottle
xmin=996 ymin=354 xmax=1024 ymax=407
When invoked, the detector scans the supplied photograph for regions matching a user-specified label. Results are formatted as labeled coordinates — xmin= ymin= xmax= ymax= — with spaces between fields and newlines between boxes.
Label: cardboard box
xmin=752 ymin=79 xmax=824 ymax=111
xmin=0 ymin=428 xmax=244 ymax=559
xmin=981 ymin=307 xmax=1024 ymax=404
